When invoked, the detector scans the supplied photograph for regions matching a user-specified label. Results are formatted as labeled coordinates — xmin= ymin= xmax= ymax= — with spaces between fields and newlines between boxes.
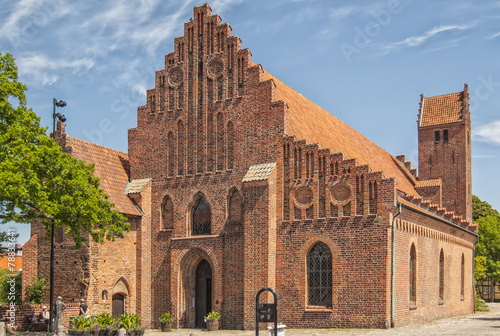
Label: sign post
xmin=255 ymin=287 xmax=278 ymax=336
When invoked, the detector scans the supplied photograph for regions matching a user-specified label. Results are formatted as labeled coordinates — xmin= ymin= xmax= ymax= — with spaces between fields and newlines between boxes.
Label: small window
xmin=460 ymin=254 xmax=465 ymax=300
xmin=443 ymin=130 xmax=448 ymax=142
xmin=439 ymin=249 xmax=444 ymax=303
xmin=434 ymin=131 xmax=440 ymax=143
xmin=410 ymin=244 xmax=417 ymax=305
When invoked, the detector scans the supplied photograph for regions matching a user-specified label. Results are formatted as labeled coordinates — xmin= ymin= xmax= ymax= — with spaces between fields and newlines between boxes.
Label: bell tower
xmin=417 ymin=84 xmax=472 ymax=224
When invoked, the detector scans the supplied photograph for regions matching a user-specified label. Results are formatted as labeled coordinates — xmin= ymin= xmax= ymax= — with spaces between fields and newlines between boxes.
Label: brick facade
xmin=24 ymin=4 xmax=477 ymax=332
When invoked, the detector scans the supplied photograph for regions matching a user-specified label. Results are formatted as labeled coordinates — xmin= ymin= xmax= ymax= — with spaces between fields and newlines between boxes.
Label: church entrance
xmin=112 ymin=293 xmax=125 ymax=317
xmin=195 ymin=259 xmax=212 ymax=327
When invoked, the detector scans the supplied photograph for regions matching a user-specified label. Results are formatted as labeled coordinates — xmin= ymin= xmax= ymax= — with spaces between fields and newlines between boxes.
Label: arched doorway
xmin=112 ymin=293 xmax=125 ymax=317
xmin=112 ymin=278 xmax=129 ymax=317
xmin=195 ymin=259 xmax=212 ymax=327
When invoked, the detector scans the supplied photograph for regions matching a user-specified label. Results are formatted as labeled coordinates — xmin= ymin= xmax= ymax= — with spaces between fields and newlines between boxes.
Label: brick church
xmin=23 ymin=4 xmax=477 ymax=330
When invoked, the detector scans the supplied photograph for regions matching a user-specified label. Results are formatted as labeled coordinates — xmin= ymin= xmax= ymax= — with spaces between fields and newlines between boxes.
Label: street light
xmin=52 ymin=99 xmax=67 ymax=136
xmin=49 ymin=98 xmax=66 ymax=335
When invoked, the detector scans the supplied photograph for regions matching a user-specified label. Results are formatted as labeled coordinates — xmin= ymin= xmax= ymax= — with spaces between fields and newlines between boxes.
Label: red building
xmin=23 ymin=4 xmax=476 ymax=330
xmin=0 ymin=244 xmax=22 ymax=273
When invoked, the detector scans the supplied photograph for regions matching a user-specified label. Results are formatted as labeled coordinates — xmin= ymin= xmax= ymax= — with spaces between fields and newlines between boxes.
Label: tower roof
xmin=419 ymin=86 xmax=468 ymax=127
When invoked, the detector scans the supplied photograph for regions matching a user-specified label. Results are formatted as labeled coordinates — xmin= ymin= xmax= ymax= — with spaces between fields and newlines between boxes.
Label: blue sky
xmin=1 ymin=0 xmax=499 ymax=245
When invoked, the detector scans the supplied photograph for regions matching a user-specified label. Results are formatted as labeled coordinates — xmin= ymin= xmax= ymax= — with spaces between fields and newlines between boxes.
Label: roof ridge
xmin=424 ymin=91 xmax=463 ymax=100
xmin=67 ymin=136 xmax=128 ymax=157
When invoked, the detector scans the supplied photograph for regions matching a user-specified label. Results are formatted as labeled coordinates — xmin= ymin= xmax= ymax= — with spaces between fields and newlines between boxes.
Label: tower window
xmin=434 ymin=131 xmax=440 ymax=143
xmin=443 ymin=130 xmax=448 ymax=142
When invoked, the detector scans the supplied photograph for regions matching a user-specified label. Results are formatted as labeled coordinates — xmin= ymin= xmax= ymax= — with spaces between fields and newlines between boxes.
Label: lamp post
xmin=49 ymin=98 xmax=66 ymax=335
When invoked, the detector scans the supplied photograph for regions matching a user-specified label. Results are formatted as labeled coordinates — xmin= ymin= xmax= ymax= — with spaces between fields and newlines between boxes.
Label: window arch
xmin=439 ymin=249 xmax=444 ymax=302
xmin=217 ymin=113 xmax=225 ymax=171
xmin=228 ymin=188 xmax=243 ymax=224
xmin=162 ymin=196 xmax=174 ymax=230
xmin=227 ymin=121 xmax=234 ymax=170
xmin=409 ymin=244 xmax=417 ymax=304
xmin=307 ymin=242 xmax=332 ymax=307
xmin=192 ymin=196 xmax=211 ymax=235
xmin=168 ymin=131 xmax=175 ymax=177
xmin=460 ymin=253 xmax=465 ymax=300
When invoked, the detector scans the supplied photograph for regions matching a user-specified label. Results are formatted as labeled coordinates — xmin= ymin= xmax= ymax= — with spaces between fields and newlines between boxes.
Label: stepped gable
xmin=63 ymin=135 xmax=141 ymax=217
xmin=419 ymin=89 xmax=466 ymax=127
xmin=261 ymin=71 xmax=418 ymax=198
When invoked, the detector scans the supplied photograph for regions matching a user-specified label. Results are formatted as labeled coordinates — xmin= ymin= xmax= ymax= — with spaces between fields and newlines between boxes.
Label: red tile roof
xmin=419 ymin=91 xmax=465 ymax=127
xmin=416 ymin=179 xmax=442 ymax=188
xmin=262 ymin=70 xmax=418 ymax=197
xmin=65 ymin=137 xmax=141 ymax=216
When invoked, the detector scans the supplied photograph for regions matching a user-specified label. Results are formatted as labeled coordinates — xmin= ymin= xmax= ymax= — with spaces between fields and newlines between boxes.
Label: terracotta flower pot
xmin=206 ymin=320 xmax=219 ymax=331
xmin=161 ymin=322 xmax=172 ymax=332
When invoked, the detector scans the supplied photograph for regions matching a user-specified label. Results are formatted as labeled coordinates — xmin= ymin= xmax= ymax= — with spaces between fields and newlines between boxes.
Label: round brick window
xmin=330 ymin=181 xmax=351 ymax=204
xmin=294 ymin=186 xmax=313 ymax=208
xmin=207 ymin=57 xmax=224 ymax=79
xmin=167 ymin=66 xmax=184 ymax=87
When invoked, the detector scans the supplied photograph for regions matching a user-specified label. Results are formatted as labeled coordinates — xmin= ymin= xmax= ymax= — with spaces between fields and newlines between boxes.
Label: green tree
xmin=473 ymin=195 xmax=500 ymax=302
xmin=473 ymin=195 xmax=500 ymax=221
xmin=475 ymin=215 xmax=500 ymax=281
xmin=0 ymin=270 xmax=22 ymax=305
xmin=0 ymin=52 xmax=129 ymax=248
xmin=24 ymin=277 xmax=47 ymax=304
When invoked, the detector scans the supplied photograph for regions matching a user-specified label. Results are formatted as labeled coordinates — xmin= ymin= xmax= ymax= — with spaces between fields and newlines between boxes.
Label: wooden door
xmin=195 ymin=259 xmax=212 ymax=327
xmin=112 ymin=293 xmax=125 ymax=317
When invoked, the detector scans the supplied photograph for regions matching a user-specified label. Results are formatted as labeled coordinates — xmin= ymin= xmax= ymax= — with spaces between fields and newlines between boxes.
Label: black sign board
xmin=257 ymin=303 xmax=276 ymax=323
xmin=255 ymin=288 xmax=278 ymax=336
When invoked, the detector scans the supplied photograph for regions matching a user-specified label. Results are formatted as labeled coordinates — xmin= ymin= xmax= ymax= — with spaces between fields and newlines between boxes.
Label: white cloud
xmin=329 ymin=6 xmax=359 ymax=20
xmin=210 ymin=0 xmax=247 ymax=14
xmin=473 ymin=121 xmax=500 ymax=146
xmin=17 ymin=54 xmax=94 ymax=85
xmin=381 ymin=22 xmax=477 ymax=53
xmin=487 ymin=31 xmax=500 ymax=39
xmin=0 ymin=0 xmax=71 ymax=40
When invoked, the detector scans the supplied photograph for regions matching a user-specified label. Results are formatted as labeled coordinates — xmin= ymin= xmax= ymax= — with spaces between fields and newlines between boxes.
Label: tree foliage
xmin=473 ymin=195 xmax=500 ymax=222
xmin=0 ymin=270 xmax=22 ymax=305
xmin=24 ymin=276 xmax=47 ymax=304
xmin=474 ymin=195 xmax=500 ymax=282
xmin=0 ymin=52 xmax=129 ymax=248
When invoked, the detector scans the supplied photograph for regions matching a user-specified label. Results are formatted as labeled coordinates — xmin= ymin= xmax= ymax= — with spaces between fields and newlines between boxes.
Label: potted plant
xmin=159 ymin=313 xmax=173 ymax=332
xmin=68 ymin=315 xmax=95 ymax=336
xmin=94 ymin=312 xmax=116 ymax=336
xmin=119 ymin=313 xmax=142 ymax=336
xmin=204 ymin=310 xmax=220 ymax=331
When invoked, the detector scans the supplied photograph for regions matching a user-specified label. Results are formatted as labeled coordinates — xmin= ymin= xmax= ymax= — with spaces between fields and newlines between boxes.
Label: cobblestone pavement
xmin=14 ymin=303 xmax=500 ymax=336
xmin=144 ymin=303 xmax=500 ymax=336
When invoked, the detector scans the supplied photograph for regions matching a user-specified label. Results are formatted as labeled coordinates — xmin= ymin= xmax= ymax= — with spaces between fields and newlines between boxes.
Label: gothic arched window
xmin=307 ymin=242 xmax=332 ymax=307
xmin=460 ymin=253 xmax=465 ymax=300
xmin=439 ymin=249 xmax=445 ymax=302
xmin=410 ymin=244 xmax=417 ymax=304
xmin=192 ymin=196 xmax=211 ymax=235
xmin=228 ymin=189 xmax=243 ymax=224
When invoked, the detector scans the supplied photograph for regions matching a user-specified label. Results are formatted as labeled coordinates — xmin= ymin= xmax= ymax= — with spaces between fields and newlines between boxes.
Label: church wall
xmin=274 ymin=137 xmax=398 ymax=328
xmin=28 ymin=219 xmax=91 ymax=304
xmin=87 ymin=216 xmax=139 ymax=316
xmin=393 ymin=208 xmax=475 ymax=326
